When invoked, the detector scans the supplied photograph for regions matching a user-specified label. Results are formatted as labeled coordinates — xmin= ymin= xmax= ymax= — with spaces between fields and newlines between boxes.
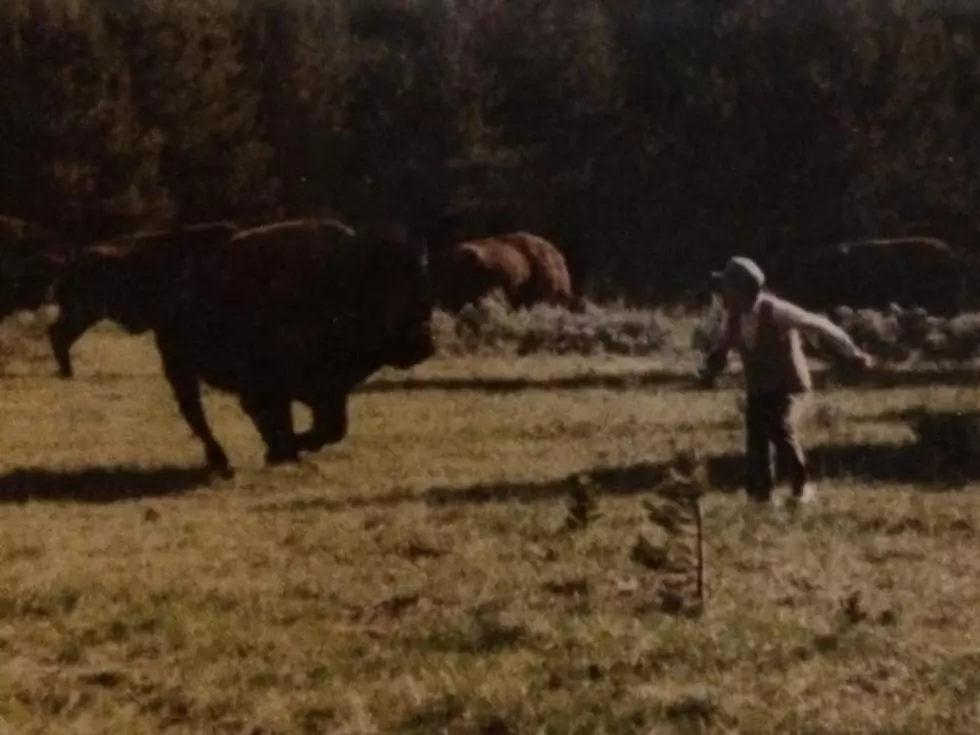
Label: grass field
xmin=1 ymin=317 xmax=980 ymax=734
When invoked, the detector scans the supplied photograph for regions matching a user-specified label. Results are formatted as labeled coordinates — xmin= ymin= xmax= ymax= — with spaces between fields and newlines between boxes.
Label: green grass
xmin=0 ymin=320 xmax=979 ymax=733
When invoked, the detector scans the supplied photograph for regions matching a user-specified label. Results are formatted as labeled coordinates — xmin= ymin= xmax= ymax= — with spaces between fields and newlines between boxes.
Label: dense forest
xmin=1 ymin=0 xmax=978 ymax=304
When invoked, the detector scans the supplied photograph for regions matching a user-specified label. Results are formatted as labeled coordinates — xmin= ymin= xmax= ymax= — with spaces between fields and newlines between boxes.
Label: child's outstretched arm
xmin=771 ymin=300 xmax=874 ymax=367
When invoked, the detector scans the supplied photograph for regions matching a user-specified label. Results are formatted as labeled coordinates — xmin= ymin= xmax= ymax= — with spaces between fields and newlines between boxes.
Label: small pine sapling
xmin=631 ymin=450 xmax=707 ymax=616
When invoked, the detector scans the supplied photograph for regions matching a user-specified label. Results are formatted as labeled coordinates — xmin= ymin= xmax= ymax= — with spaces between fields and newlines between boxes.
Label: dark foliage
xmin=1 ymin=0 xmax=978 ymax=302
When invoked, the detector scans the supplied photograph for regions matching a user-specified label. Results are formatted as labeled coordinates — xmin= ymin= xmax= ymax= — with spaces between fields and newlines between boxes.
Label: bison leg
xmin=297 ymin=392 xmax=349 ymax=452
xmin=47 ymin=309 xmax=98 ymax=379
xmin=155 ymin=335 xmax=232 ymax=477
xmin=239 ymin=392 xmax=301 ymax=466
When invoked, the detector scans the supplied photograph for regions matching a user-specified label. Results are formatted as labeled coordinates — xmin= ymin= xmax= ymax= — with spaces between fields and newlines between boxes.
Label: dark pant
xmin=744 ymin=391 xmax=809 ymax=501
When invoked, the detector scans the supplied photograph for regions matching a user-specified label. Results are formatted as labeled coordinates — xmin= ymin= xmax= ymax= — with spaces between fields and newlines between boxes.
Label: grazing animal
xmin=0 ymin=215 xmax=68 ymax=320
xmin=786 ymin=237 xmax=967 ymax=317
xmin=46 ymin=220 xmax=242 ymax=378
xmin=150 ymin=218 xmax=435 ymax=477
xmin=435 ymin=232 xmax=574 ymax=311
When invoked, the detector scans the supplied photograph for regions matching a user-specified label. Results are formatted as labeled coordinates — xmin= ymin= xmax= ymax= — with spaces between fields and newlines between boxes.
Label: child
xmin=698 ymin=256 xmax=874 ymax=506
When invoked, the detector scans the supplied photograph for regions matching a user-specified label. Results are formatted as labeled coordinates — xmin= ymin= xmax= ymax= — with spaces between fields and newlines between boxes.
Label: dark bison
xmin=150 ymin=218 xmax=435 ymax=476
xmin=785 ymin=237 xmax=968 ymax=317
xmin=434 ymin=232 xmax=574 ymax=311
xmin=0 ymin=215 xmax=68 ymax=320
xmin=46 ymin=220 xmax=243 ymax=378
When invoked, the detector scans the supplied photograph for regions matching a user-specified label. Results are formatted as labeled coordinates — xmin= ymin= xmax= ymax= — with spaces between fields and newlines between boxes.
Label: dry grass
xmin=1 ymin=319 xmax=980 ymax=734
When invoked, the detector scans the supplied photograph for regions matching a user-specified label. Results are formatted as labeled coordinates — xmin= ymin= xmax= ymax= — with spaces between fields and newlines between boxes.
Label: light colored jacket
xmin=701 ymin=292 xmax=865 ymax=393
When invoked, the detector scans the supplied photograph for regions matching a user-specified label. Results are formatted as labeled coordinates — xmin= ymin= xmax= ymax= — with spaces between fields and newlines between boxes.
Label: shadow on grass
xmin=254 ymin=440 xmax=975 ymax=514
xmin=355 ymin=365 xmax=980 ymax=395
xmin=358 ymin=369 xmax=694 ymax=395
xmin=0 ymin=465 xmax=213 ymax=504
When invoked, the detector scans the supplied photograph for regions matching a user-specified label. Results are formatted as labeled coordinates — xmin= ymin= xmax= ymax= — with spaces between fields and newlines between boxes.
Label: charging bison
xmin=0 ymin=215 xmax=67 ymax=321
xmin=785 ymin=237 xmax=968 ymax=317
xmin=150 ymin=218 xmax=435 ymax=476
xmin=435 ymin=232 xmax=574 ymax=311
xmin=46 ymin=220 xmax=242 ymax=378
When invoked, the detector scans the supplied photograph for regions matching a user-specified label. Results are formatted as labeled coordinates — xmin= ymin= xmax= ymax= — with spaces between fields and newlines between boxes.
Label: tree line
xmin=1 ymin=0 xmax=978 ymax=304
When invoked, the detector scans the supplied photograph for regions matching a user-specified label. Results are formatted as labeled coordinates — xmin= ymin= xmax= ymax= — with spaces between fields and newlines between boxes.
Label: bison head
xmin=356 ymin=225 xmax=436 ymax=369
xmin=0 ymin=218 xmax=67 ymax=319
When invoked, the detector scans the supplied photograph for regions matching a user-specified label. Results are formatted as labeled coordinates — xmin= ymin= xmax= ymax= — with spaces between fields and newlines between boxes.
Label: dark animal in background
xmin=46 ymin=220 xmax=242 ymax=378
xmin=435 ymin=232 xmax=574 ymax=312
xmin=785 ymin=237 xmax=967 ymax=317
xmin=150 ymin=218 xmax=435 ymax=477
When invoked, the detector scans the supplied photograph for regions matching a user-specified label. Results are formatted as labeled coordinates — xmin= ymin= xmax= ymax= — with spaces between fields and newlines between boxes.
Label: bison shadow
xmin=0 ymin=465 xmax=214 ymax=504
xmin=356 ymin=365 xmax=980 ymax=395
xmin=357 ymin=368 xmax=690 ymax=395
xmin=254 ymin=439 xmax=974 ymax=515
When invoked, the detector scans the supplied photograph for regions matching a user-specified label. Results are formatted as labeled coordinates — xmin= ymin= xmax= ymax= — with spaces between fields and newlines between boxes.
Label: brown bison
xmin=785 ymin=237 xmax=968 ymax=317
xmin=149 ymin=218 xmax=435 ymax=476
xmin=45 ymin=220 xmax=244 ymax=378
xmin=434 ymin=232 xmax=574 ymax=311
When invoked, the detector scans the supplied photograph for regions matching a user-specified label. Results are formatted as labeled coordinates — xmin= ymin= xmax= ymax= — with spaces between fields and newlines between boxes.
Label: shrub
xmin=825 ymin=305 xmax=980 ymax=365
xmin=428 ymin=294 xmax=980 ymax=364
xmin=828 ymin=307 xmax=911 ymax=364
xmin=434 ymin=292 xmax=673 ymax=357
xmin=937 ymin=314 xmax=980 ymax=363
